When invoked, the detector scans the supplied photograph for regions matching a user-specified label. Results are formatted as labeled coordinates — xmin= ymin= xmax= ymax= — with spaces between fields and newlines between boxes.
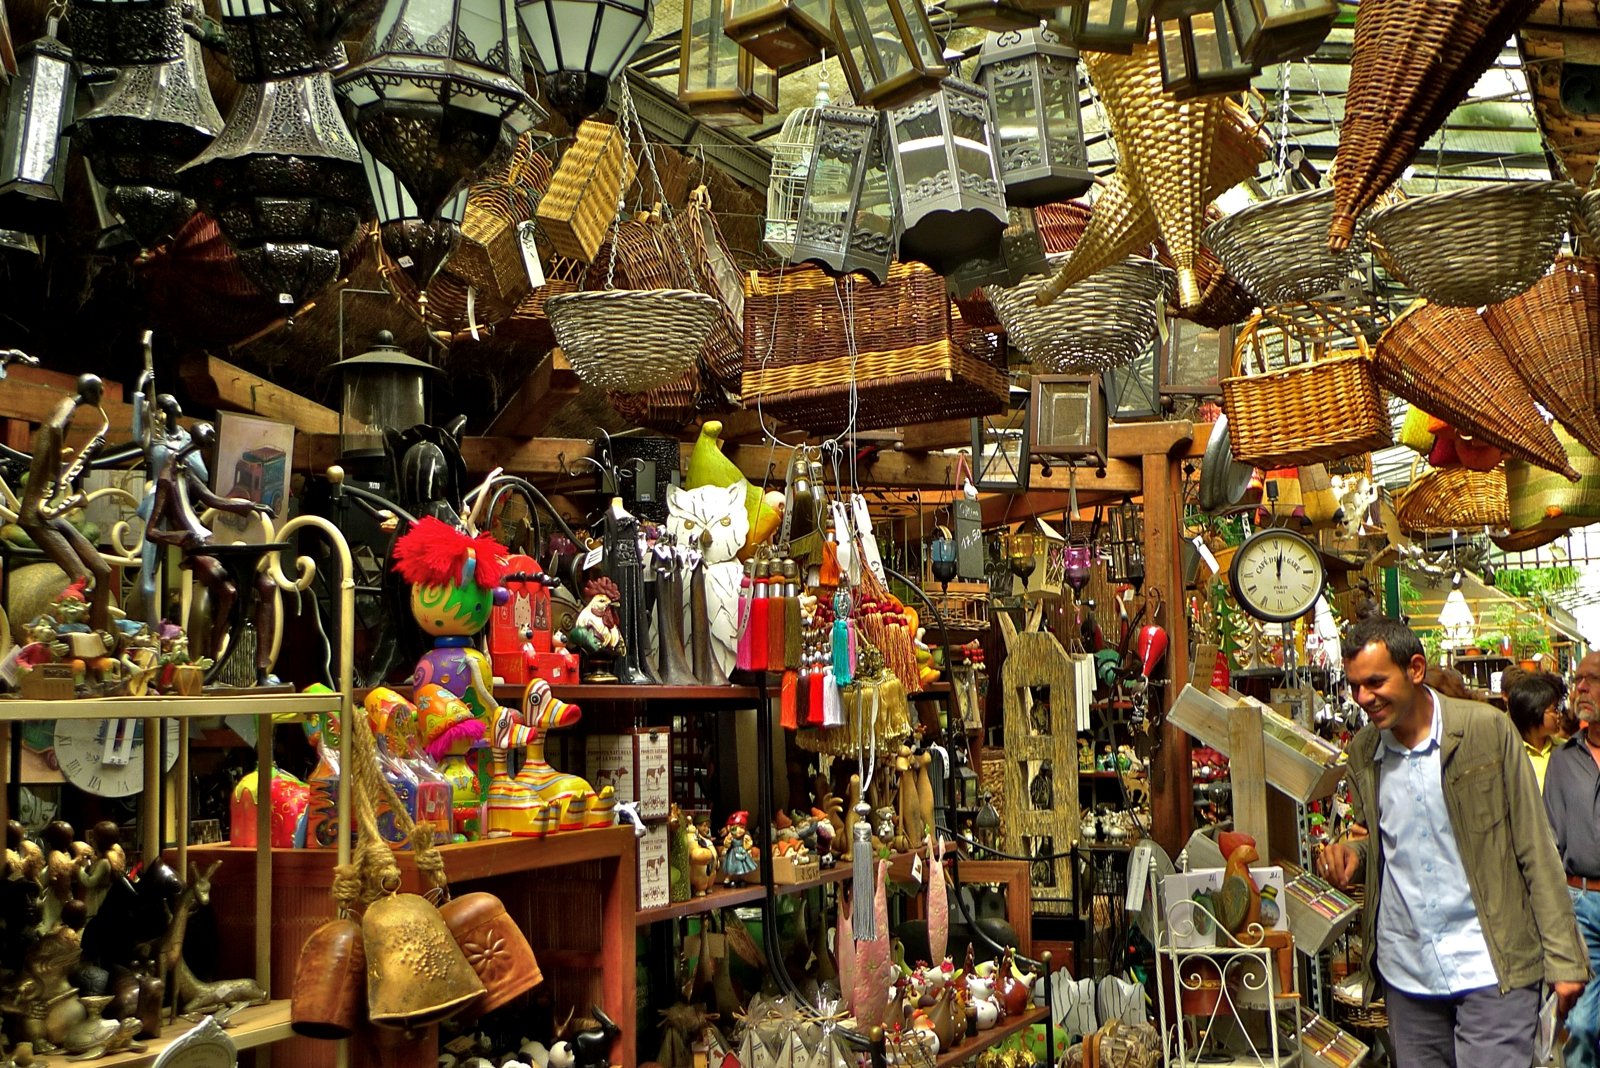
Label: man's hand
xmin=1318 ymin=842 xmax=1360 ymax=888
xmin=1555 ymin=979 xmax=1586 ymax=1018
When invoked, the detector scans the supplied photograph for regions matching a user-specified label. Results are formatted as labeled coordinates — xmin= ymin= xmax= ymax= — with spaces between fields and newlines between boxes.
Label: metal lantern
xmin=1105 ymin=497 xmax=1145 ymax=588
xmin=886 ymin=79 xmax=1008 ymax=275
xmin=945 ymin=206 xmax=1048 ymax=295
xmin=976 ymin=28 xmax=1092 ymax=206
xmin=0 ymin=21 xmax=77 ymax=234
xmin=972 ymin=382 xmax=1031 ymax=492
xmin=366 ymin=155 xmax=471 ymax=293
xmin=789 ymin=104 xmax=896 ymax=282
xmin=764 ymin=80 xmax=829 ymax=258
xmin=954 ymin=757 xmax=980 ymax=811
xmin=220 ymin=0 xmax=345 ymax=82
xmin=1156 ymin=4 xmax=1256 ymax=100
xmin=1030 ymin=373 xmax=1108 ymax=468
xmin=831 ymin=0 xmax=948 ymax=108
xmin=1224 ymin=0 xmax=1335 ymax=66
xmin=679 ymin=0 xmax=778 ymax=123
xmin=1159 ymin=314 xmax=1231 ymax=397
xmin=518 ymin=0 xmax=655 ymax=123
xmin=330 ymin=330 xmax=442 ymax=458
xmin=724 ymin=0 xmax=832 ymax=70
xmin=70 ymin=0 xmax=184 ymax=67
xmin=1063 ymin=0 xmax=1151 ymax=54
xmin=948 ymin=0 xmax=1038 ymax=32
xmin=1105 ymin=333 xmax=1163 ymax=419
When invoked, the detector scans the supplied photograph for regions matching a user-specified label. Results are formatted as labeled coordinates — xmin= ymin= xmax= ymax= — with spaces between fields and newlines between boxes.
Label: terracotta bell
xmin=292 ymin=917 xmax=368 ymax=1039
xmin=362 ymin=893 xmax=485 ymax=1029
xmin=438 ymin=892 xmax=543 ymax=1016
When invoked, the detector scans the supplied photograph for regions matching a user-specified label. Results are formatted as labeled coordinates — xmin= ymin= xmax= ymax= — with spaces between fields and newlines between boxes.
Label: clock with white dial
xmin=1228 ymin=528 xmax=1326 ymax=623
xmin=53 ymin=718 xmax=180 ymax=797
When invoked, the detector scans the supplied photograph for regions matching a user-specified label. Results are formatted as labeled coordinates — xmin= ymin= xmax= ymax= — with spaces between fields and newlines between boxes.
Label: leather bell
xmin=292 ymin=918 xmax=367 ymax=1039
xmin=439 ymin=892 xmax=543 ymax=1015
xmin=362 ymin=893 xmax=485 ymax=1029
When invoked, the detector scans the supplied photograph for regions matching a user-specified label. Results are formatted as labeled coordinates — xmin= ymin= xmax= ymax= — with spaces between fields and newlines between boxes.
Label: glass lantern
xmin=789 ymin=104 xmax=897 ymax=282
xmin=1030 ymin=373 xmax=1108 ymax=468
xmin=929 ymin=528 xmax=959 ymax=588
xmin=976 ymin=27 xmax=1093 ymax=206
xmin=831 ymin=0 xmax=948 ymax=107
xmin=330 ymin=330 xmax=442 ymax=458
xmin=945 ymin=206 xmax=1049 ymax=295
xmin=948 ymin=0 xmax=1038 ymax=32
xmin=1225 ymin=0 xmax=1335 ymax=66
xmin=0 ymin=21 xmax=76 ymax=234
xmin=679 ymin=0 xmax=779 ymax=122
xmin=1105 ymin=497 xmax=1145 ymax=588
xmin=724 ymin=0 xmax=832 ymax=70
xmin=1062 ymin=0 xmax=1151 ymax=53
xmin=972 ymin=382 xmax=1031 ymax=492
xmin=1160 ymin=315 xmax=1231 ymax=398
xmin=886 ymin=79 xmax=1008 ymax=276
xmin=1157 ymin=3 xmax=1256 ymax=100
xmin=518 ymin=0 xmax=656 ymax=122
xmin=1105 ymin=332 xmax=1163 ymax=419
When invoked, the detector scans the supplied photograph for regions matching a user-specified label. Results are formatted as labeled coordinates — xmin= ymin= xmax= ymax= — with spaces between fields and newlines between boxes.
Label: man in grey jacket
xmin=1321 ymin=617 xmax=1587 ymax=1068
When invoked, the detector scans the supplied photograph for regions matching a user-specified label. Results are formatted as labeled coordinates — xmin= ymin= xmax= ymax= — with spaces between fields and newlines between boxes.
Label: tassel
xmin=820 ymin=539 xmax=841 ymax=587
xmin=852 ymin=801 xmax=877 ymax=941
xmin=748 ymin=563 xmax=770 ymax=672
xmin=823 ymin=669 xmax=843 ymax=727
xmin=833 ymin=617 xmax=853 ymax=686
xmin=808 ymin=670 xmax=825 ymax=725
xmin=785 ymin=598 xmax=803 ymax=670
xmin=735 ymin=569 xmax=756 ymax=672
xmin=781 ymin=670 xmax=799 ymax=730
xmin=847 ymin=620 xmax=859 ymax=679
xmin=767 ymin=587 xmax=787 ymax=670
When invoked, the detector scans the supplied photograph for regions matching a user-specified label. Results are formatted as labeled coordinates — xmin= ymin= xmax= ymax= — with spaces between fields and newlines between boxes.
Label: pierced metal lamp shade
xmin=70 ymin=0 xmax=185 ymax=66
xmin=0 ymin=23 xmax=77 ymax=234
xmin=976 ymin=28 xmax=1092 ymax=206
xmin=366 ymin=154 xmax=471 ymax=293
xmin=788 ymin=104 xmax=897 ymax=282
xmin=517 ymin=0 xmax=655 ymax=122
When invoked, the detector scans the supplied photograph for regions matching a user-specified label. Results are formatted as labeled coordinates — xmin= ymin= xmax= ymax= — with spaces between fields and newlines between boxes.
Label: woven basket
xmin=547 ymin=288 xmax=722 ymax=392
xmin=1037 ymin=200 xmax=1092 ymax=253
xmin=535 ymin=120 xmax=635 ymax=263
xmin=1221 ymin=314 xmax=1390 ymax=469
xmin=609 ymin=365 xmax=710 ymax=431
xmin=1507 ymin=424 xmax=1600 ymax=532
xmin=1203 ymin=188 xmax=1367 ymax=305
xmin=1482 ymin=255 xmax=1600 ymax=456
xmin=450 ymin=133 xmax=551 ymax=305
xmin=1038 ymin=97 xmax=1268 ymax=305
xmin=1332 ymin=987 xmax=1388 ymax=1032
xmin=1395 ymin=465 xmax=1509 ymax=533
xmin=497 ymin=256 xmax=583 ymax=346
xmin=1374 ymin=301 xmax=1578 ymax=479
xmin=675 ymin=188 xmax=747 ymax=393
xmin=986 ymin=254 xmax=1173 ymax=372
xmin=1154 ymin=231 xmax=1257 ymax=329
xmin=1584 ymin=189 xmax=1600 ymax=246
xmin=1366 ymin=182 xmax=1578 ymax=307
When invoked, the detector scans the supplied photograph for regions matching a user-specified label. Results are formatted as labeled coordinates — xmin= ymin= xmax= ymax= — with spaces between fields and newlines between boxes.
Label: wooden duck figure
xmin=1214 ymin=831 xmax=1261 ymax=942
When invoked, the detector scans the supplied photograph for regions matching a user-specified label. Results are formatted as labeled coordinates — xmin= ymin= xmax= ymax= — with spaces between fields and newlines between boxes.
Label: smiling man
xmin=1320 ymin=616 xmax=1587 ymax=1068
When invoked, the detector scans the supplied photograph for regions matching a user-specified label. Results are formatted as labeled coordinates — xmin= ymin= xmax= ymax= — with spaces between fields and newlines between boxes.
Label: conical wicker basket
xmin=1482 ymin=256 xmax=1600 ymax=457
xmin=986 ymin=254 xmax=1173 ymax=372
xmin=1203 ymin=188 xmax=1367 ymax=305
xmin=1374 ymin=301 xmax=1578 ymax=479
xmin=1366 ymin=182 xmax=1578 ymax=307
xmin=1507 ymin=424 xmax=1600 ymax=533
xmin=547 ymin=288 xmax=723 ymax=392
xmin=1037 ymin=98 xmax=1267 ymax=305
xmin=1395 ymin=465 xmax=1509 ymax=533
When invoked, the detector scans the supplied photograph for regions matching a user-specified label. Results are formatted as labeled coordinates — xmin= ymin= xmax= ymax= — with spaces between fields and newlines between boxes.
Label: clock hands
xmin=1276 ymin=548 xmax=1284 ymax=581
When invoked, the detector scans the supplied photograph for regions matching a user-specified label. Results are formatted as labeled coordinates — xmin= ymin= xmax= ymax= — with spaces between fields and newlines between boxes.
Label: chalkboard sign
xmin=954 ymin=498 xmax=985 ymax=579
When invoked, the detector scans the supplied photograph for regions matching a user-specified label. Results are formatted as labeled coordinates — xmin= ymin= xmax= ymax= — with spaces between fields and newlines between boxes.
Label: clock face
xmin=53 ymin=719 xmax=181 ymax=798
xmin=1229 ymin=529 xmax=1325 ymax=623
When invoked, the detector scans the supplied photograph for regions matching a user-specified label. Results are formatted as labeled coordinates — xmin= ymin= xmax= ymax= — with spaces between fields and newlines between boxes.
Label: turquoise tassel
xmin=833 ymin=617 xmax=853 ymax=686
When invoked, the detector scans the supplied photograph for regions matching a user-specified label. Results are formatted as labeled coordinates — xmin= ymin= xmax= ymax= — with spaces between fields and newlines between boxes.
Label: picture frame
xmin=212 ymin=412 xmax=295 ymax=544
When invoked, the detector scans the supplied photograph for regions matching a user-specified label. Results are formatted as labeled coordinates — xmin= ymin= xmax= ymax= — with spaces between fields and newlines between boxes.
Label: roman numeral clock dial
xmin=1228 ymin=528 xmax=1326 ymax=624
xmin=53 ymin=718 xmax=180 ymax=798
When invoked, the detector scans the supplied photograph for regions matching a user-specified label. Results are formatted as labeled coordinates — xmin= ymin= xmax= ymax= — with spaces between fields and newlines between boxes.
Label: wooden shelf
xmin=94 ymin=1000 xmax=292 ymax=1068
xmin=935 ymin=1006 xmax=1048 ymax=1068
xmin=545 ymin=683 xmax=763 ymax=702
xmin=636 ymin=852 xmax=917 ymax=926
xmin=911 ymin=682 xmax=952 ymax=700
xmin=0 ymin=692 xmax=340 ymax=721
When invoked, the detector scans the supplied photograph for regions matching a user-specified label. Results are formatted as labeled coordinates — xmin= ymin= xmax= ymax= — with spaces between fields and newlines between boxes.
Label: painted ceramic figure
xmin=485 ymin=677 xmax=612 ymax=836
xmin=718 ymin=812 xmax=758 ymax=885
xmin=666 ymin=484 xmax=748 ymax=678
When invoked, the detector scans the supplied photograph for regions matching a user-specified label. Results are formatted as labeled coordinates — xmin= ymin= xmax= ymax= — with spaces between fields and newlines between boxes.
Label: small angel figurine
xmin=718 ymin=812 xmax=758 ymax=885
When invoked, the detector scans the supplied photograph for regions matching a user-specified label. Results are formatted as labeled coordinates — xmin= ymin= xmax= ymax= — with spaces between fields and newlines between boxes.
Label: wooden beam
xmin=9 ymin=365 xmax=124 ymax=403
xmin=977 ymin=461 xmax=1144 ymax=526
xmin=1143 ymin=450 xmax=1192 ymax=859
xmin=0 ymin=376 xmax=140 ymax=439
xmin=1111 ymin=419 xmax=1196 ymax=457
xmin=483 ymin=350 xmax=581 ymax=437
xmin=180 ymin=353 xmax=339 ymax=434
xmin=901 ymin=419 xmax=972 ymax=451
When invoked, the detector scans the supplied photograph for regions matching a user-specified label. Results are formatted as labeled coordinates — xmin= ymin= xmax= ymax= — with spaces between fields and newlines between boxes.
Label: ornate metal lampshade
xmin=1105 ymin=497 xmax=1145 ymax=588
xmin=788 ymin=104 xmax=896 ymax=282
xmin=220 ymin=0 xmax=347 ymax=82
xmin=678 ymin=0 xmax=779 ymax=123
xmin=944 ymin=206 xmax=1047 ymax=295
xmin=0 ymin=21 xmax=77 ymax=234
xmin=886 ymin=79 xmax=1008 ymax=275
xmin=70 ymin=0 xmax=185 ymax=67
xmin=517 ymin=0 xmax=655 ymax=123
xmin=1157 ymin=3 xmax=1256 ymax=99
xmin=1062 ymin=0 xmax=1151 ymax=53
xmin=366 ymin=154 xmax=471 ymax=293
xmin=831 ymin=0 xmax=948 ymax=107
xmin=976 ymin=27 xmax=1092 ymax=206
xmin=1030 ymin=373 xmax=1108 ymax=469
xmin=1225 ymin=0 xmax=1334 ymax=66
xmin=724 ymin=0 xmax=832 ymax=70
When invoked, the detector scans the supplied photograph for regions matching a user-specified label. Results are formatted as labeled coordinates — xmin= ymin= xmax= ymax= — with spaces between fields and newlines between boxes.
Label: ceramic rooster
xmin=1214 ymin=831 xmax=1261 ymax=943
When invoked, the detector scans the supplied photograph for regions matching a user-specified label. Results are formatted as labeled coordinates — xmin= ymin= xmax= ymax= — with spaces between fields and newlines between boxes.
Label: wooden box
xmin=1276 ymin=860 xmax=1360 ymax=956
xmin=638 ymin=819 xmax=670 ymax=910
xmin=585 ymin=728 xmax=671 ymax=820
xmin=772 ymin=851 xmax=819 ymax=884
xmin=1169 ymin=683 xmax=1346 ymax=802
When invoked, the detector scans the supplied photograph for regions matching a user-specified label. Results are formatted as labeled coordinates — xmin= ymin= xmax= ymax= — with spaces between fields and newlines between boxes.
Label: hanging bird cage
xmin=763 ymin=80 xmax=830 ymax=260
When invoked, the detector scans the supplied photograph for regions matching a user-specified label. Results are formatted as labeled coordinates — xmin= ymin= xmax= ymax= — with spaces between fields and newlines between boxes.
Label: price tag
xmin=1191 ymin=535 xmax=1220 ymax=575
xmin=582 ymin=546 xmax=603 ymax=570
xmin=518 ymin=221 xmax=546 ymax=289
xmin=1125 ymin=843 xmax=1150 ymax=913
xmin=911 ymin=853 xmax=924 ymax=886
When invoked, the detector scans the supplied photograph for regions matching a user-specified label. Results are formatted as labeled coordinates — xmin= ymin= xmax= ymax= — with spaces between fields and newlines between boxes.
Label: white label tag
xmin=518 ymin=221 xmax=546 ymax=289
xmin=911 ymin=853 xmax=924 ymax=886
xmin=1192 ymin=535 xmax=1220 ymax=575
xmin=278 ymin=292 xmax=293 ymax=304
xmin=397 ymin=255 xmax=414 ymax=268
xmin=582 ymin=546 xmax=603 ymax=570
xmin=1125 ymin=843 xmax=1150 ymax=913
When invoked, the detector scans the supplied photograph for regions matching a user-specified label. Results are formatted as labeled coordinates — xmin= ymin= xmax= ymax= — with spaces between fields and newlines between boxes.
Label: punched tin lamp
xmin=679 ymin=0 xmax=778 ymax=123
xmin=518 ymin=0 xmax=655 ymax=122
xmin=1157 ymin=3 xmax=1256 ymax=99
xmin=366 ymin=155 xmax=471 ymax=293
xmin=976 ymin=27 xmax=1092 ymax=206
xmin=331 ymin=330 xmax=442 ymax=458
xmin=70 ymin=0 xmax=184 ymax=67
xmin=724 ymin=0 xmax=832 ymax=70
xmin=1030 ymin=373 xmax=1108 ymax=469
xmin=789 ymin=104 xmax=896 ymax=282
xmin=1224 ymin=0 xmax=1334 ymax=66
xmin=831 ymin=0 xmax=948 ymax=107
xmin=0 ymin=21 xmax=77 ymax=234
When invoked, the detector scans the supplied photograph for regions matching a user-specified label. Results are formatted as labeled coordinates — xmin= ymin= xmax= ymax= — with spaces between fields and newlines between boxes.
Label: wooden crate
xmin=1169 ymin=683 xmax=1346 ymax=802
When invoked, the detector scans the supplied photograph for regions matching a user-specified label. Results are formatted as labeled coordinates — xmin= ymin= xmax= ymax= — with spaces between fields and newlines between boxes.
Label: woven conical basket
xmin=1507 ymin=424 xmax=1600 ymax=533
xmin=1482 ymin=256 xmax=1600 ymax=457
xmin=1374 ymin=301 xmax=1578 ymax=480
xmin=1395 ymin=465 xmax=1509 ymax=533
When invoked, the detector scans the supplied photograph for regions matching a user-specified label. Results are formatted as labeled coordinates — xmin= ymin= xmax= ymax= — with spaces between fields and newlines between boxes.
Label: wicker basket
xmin=1507 ymin=424 xmax=1600 ymax=533
xmin=1395 ymin=465 xmax=1509 ymax=533
xmin=741 ymin=262 xmax=1007 ymax=433
xmin=535 ymin=120 xmax=635 ymax=263
xmin=1584 ymin=189 xmax=1600 ymax=245
xmin=1221 ymin=314 xmax=1391 ymax=470
xmin=1203 ymin=188 xmax=1366 ymax=305
xmin=547 ymin=288 xmax=722 ymax=392
xmin=1374 ymin=301 xmax=1578 ymax=479
xmin=1154 ymin=231 xmax=1257 ymax=330
xmin=1482 ymin=256 xmax=1600 ymax=456
xmin=449 ymin=133 xmax=551 ymax=305
xmin=1365 ymin=182 xmax=1578 ymax=307
xmin=675 ymin=188 xmax=747 ymax=393
xmin=985 ymin=254 xmax=1172 ymax=372
xmin=1332 ymin=986 xmax=1388 ymax=1032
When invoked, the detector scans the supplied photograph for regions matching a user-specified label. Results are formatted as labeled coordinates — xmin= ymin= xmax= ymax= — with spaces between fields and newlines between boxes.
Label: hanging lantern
xmin=944 ymin=206 xmax=1048 ymax=295
xmin=831 ymin=0 xmax=948 ymax=107
xmin=788 ymin=104 xmax=896 ymax=282
xmin=1160 ymin=314 xmax=1230 ymax=398
xmin=1105 ymin=332 xmax=1163 ymax=419
xmin=331 ymin=330 xmax=442 ymax=458
xmin=367 ymin=155 xmax=471 ymax=293
xmin=1148 ymin=0 xmax=1214 ymax=19
xmin=0 ymin=21 xmax=77 ymax=234
xmin=518 ymin=0 xmax=655 ymax=123
xmin=70 ymin=0 xmax=184 ymax=67
xmin=1030 ymin=373 xmax=1108 ymax=469
xmin=1224 ymin=0 xmax=1334 ymax=66
xmin=82 ymin=163 xmax=139 ymax=254
xmin=948 ymin=0 xmax=1037 ymax=32
xmin=972 ymin=382 xmax=1031 ymax=492
xmin=976 ymin=27 xmax=1092 ymax=206
xmin=1063 ymin=0 xmax=1151 ymax=54
xmin=220 ymin=0 xmax=345 ymax=82
xmin=886 ymin=79 xmax=1008 ymax=275
xmin=679 ymin=0 xmax=779 ymax=123
xmin=1157 ymin=4 xmax=1256 ymax=100
xmin=764 ymin=80 xmax=829 ymax=258
xmin=1105 ymin=497 xmax=1145 ymax=588
xmin=724 ymin=0 xmax=832 ymax=70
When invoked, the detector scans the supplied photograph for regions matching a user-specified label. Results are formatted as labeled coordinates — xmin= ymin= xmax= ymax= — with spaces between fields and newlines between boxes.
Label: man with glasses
xmin=1544 ymin=652 xmax=1600 ymax=1068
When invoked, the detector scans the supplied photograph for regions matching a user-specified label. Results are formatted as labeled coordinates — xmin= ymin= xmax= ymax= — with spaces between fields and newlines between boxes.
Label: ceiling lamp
xmin=0 ymin=21 xmax=76 ymax=234
xmin=787 ymin=104 xmax=897 ymax=282
xmin=517 ymin=0 xmax=656 ymax=123
xmin=69 ymin=0 xmax=185 ymax=67
xmin=724 ymin=0 xmax=832 ymax=70
xmin=832 ymin=0 xmax=948 ymax=107
xmin=678 ymin=0 xmax=779 ymax=123
xmin=975 ymin=27 xmax=1092 ymax=206
xmin=1225 ymin=0 xmax=1335 ymax=66
xmin=1156 ymin=3 xmax=1256 ymax=99
xmin=1062 ymin=0 xmax=1151 ymax=53
xmin=366 ymin=155 xmax=471 ymax=294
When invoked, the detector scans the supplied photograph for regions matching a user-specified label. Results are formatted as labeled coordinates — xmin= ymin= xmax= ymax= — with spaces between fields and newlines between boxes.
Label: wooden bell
xmin=292 ymin=917 xmax=368 ymax=1039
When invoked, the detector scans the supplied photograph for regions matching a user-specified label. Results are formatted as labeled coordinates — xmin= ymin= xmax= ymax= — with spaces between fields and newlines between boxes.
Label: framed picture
xmin=212 ymin=412 xmax=294 ymax=543
xmin=1161 ymin=316 xmax=1234 ymax=398
xmin=971 ymin=384 xmax=1031 ymax=492
xmin=1030 ymin=374 xmax=1108 ymax=468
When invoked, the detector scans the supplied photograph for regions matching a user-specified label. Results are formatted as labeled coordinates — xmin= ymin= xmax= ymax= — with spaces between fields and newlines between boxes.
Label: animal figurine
xmin=570 ymin=1007 xmax=621 ymax=1068
xmin=485 ymin=678 xmax=611 ymax=835
xmin=565 ymin=580 xmax=624 ymax=682
xmin=157 ymin=861 xmax=267 ymax=1022
xmin=1214 ymin=831 xmax=1262 ymax=944
xmin=688 ymin=823 xmax=718 ymax=897
xmin=667 ymin=806 xmax=692 ymax=903
xmin=666 ymin=483 xmax=749 ymax=678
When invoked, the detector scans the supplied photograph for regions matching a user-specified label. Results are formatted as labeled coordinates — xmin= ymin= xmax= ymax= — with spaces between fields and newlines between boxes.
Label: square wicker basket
xmin=535 ymin=120 xmax=635 ymax=263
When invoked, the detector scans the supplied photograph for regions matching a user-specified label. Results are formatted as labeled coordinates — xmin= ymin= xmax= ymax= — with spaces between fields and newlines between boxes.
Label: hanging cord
xmin=618 ymin=78 xmax=702 ymax=290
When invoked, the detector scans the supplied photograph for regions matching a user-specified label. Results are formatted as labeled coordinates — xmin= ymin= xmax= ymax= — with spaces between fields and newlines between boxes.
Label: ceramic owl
xmin=667 ymin=483 xmax=748 ymax=676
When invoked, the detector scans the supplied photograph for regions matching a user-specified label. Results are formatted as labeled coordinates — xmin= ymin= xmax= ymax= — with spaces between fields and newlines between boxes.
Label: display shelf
xmin=0 ymin=691 xmax=341 ymax=721
xmin=911 ymin=682 xmax=952 ymax=700
xmin=636 ymin=852 xmax=917 ymax=926
xmin=545 ymin=683 xmax=764 ymax=702
xmin=934 ymin=1006 xmax=1048 ymax=1068
xmin=93 ymin=1000 xmax=292 ymax=1068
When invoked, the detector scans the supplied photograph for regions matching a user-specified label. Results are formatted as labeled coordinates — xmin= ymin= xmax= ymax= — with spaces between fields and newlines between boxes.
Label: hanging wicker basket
xmin=1395 ymin=465 xmax=1509 ymax=533
xmin=547 ymin=288 xmax=722 ymax=392
xmin=535 ymin=120 xmax=635 ymax=264
xmin=985 ymin=254 xmax=1172 ymax=372
xmin=1203 ymin=188 xmax=1366 ymax=306
xmin=1365 ymin=182 xmax=1578 ymax=307
xmin=1507 ymin=424 xmax=1600 ymax=533
xmin=1583 ymin=189 xmax=1600 ymax=244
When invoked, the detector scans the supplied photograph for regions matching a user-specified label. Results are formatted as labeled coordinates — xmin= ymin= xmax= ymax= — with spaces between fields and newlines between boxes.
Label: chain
xmin=617 ymin=77 xmax=701 ymax=289
xmin=1274 ymin=61 xmax=1293 ymax=196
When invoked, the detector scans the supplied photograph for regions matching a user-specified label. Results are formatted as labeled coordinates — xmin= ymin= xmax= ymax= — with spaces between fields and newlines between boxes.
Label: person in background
xmin=1426 ymin=665 xmax=1477 ymax=702
xmin=1320 ymin=617 xmax=1586 ymax=1068
xmin=1543 ymin=652 xmax=1600 ymax=1068
xmin=1509 ymin=671 xmax=1567 ymax=790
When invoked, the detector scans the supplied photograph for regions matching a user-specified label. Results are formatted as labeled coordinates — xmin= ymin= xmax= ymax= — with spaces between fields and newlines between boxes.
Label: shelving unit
xmin=92 ymin=1001 xmax=293 ymax=1068
xmin=637 ymin=851 xmax=918 ymax=926
xmin=933 ymin=1006 xmax=1048 ymax=1068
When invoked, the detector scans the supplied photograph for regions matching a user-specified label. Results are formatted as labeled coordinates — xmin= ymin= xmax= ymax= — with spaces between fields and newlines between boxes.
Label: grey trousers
xmin=1385 ymin=982 xmax=1542 ymax=1068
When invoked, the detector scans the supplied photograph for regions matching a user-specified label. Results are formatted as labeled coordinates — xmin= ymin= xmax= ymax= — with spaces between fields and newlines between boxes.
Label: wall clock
xmin=53 ymin=718 xmax=180 ymax=797
xmin=1228 ymin=527 xmax=1325 ymax=623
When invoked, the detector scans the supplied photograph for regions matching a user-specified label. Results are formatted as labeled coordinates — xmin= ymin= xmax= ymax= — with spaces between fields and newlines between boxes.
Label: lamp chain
xmin=617 ymin=77 xmax=701 ymax=290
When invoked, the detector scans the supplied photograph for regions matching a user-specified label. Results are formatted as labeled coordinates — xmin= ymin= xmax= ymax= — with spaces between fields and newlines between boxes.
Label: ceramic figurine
xmin=41 ymin=820 xmax=83 ymax=936
xmin=666 ymin=484 xmax=748 ymax=678
xmin=667 ymin=806 xmax=692 ymax=903
xmin=76 ymin=822 xmax=126 ymax=921
xmin=1214 ymin=831 xmax=1262 ymax=942
xmin=651 ymin=535 xmax=698 ymax=686
xmin=2 ymin=929 xmax=88 ymax=1052
xmin=486 ymin=678 xmax=611 ymax=835
xmin=688 ymin=823 xmax=717 ymax=897
xmin=718 ymin=813 xmax=758 ymax=885
xmin=569 ymin=1008 xmax=621 ymax=1068
xmin=565 ymin=581 xmax=623 ymax=682
xmin=602 ymin=497 xmax=656 ymax=685
xmin=1258 ymin=884 xmax=1281 ymax=927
